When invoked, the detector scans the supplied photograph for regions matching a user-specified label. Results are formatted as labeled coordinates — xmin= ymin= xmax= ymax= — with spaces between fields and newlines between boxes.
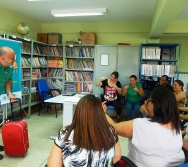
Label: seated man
xmin=154 ymin=75 xmax=173 ymax=91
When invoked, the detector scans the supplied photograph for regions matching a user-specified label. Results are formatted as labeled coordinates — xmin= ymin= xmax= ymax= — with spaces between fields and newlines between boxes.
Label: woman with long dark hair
xmin=104 ymin=87 xmax=184 ymax=167
xmin=47 ymin=94 xmax=121 ymax=167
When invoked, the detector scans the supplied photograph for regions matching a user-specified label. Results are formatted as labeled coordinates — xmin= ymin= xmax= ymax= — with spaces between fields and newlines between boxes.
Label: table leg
xmin=63 ymin=103 xmax=75 ymax=127
xmin=0 ymin=104 xmax=7 ymax=126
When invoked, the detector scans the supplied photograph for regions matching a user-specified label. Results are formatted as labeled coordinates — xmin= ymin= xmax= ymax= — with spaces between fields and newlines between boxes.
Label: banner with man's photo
xmin=0 ymin=38 xmax=22 ymax=105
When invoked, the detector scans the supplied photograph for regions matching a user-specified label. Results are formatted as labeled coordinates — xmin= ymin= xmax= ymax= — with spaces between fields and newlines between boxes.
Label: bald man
xmin=0 ymin=46 xmax=17 ymax=159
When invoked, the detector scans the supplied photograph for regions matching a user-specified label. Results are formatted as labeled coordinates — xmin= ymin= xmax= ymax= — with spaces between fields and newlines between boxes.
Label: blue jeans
xmin=125 ymin=100 xmax=141 ymax=120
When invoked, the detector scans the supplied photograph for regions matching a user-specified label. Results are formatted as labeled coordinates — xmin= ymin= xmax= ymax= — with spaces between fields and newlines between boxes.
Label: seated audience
xmin=104 ymin=87 xmax=185 ymax=167
xmin=154 ymin=75 xmax=173 ymax=91
xmin=122 ymin=75 xmax=145 ymax=120
xmin=96 ymin=71 xmax=122 ymax=122
xmin=173 ymin=80 xmax=187 ymax=107
xmin=47 ymin=94 xmax=121 ymax=167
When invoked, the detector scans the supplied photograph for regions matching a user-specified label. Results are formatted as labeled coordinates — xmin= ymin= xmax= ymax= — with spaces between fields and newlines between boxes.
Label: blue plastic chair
xmin=37 ymin=79 xmax=62 ymax=118
xmin=176 ymin=163 xmax=188 ymax=167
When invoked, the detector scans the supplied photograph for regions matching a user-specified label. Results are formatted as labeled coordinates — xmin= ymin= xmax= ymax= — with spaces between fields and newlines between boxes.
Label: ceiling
xmin=1 ymin=0 xmax=188 ymax=37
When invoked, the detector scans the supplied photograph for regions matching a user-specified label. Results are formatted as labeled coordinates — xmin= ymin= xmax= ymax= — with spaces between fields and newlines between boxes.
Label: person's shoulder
xmin=134 ymin=117 xmax=149 ymax=124
xmin=136 ymin=82 xmax=142 ymax=87
xmin=154 ymin=84 xmax=160 ymax=88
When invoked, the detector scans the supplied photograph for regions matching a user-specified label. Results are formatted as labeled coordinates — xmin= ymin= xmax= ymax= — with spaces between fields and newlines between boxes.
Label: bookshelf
xmin=0 ymin=35 xmax=96 ymax=117
xmin=64 ymin=45 xmax=95 ymax=93
xmin=46 ymin=45 xmax=64 ymax=96
xmin=139 ymin=43 xmax=180 ymax=91
xmin=1 ymin=34 xmax=51 ymax=117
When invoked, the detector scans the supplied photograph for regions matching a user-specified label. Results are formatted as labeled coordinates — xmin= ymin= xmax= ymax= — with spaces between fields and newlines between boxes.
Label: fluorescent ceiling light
xmin=28 ymin=0 xmax=54 ymax=1
xmin=51 ymin=8 xmax=107 ymax=17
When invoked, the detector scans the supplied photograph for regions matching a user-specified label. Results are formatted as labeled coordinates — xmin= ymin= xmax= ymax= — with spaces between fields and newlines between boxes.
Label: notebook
xmin=62 ymin=92 xmax=76 ymax=96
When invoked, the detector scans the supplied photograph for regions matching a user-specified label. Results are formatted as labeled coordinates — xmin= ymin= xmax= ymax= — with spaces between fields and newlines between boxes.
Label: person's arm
xmin=180 ymin=114 xmax=188 ymax=120
xmin=113 ymin=84 xmax=122 ymax=95
xmin=47 ymin=144 xmax=63 ymax=167
xmin=122 ymin=85 xmax=129 ymax=96
xmin=105 ymin=114 xmax=133 ymax=138
xmin=134 ymin=87 xmax=145 ymax=97
xmin=96 ymin=77 xmax=107 ymax=86
xmin=5 ymin=80 xmax=12 ymax=95
xmin=103 ymin=101 xmax=133 ymax=138
xmin=183 ymin=140 xmax=188 ymax=151
xmin=175 ymin=91 xmax=186 ymax=102
xmin=112 ymin=141 xmax=121 ymax=164
xmin=5 ymin=80 xmax=17 ymax=102
xmin=179 ymin=107 xmax=188 ymax=112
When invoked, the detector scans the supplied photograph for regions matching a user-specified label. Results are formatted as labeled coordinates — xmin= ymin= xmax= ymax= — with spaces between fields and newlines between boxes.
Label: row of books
xmin=30 ymin=92 xmax=40 ymax=102
xmin=65 ymin=82 xmax=93 ymax=92
xmin=22 ymin=42 xmax=31 ymax=53
xmin=21 ymin=57 xmax=47 ymax=67
xmin=65 ymin=47 xmax=94 ymax=58
xmin=47 ymin=79 xmax=63 ymax=96
xmin=142 ymin=47 xmax=161 ymax=59
xmin=33 ymin=46 xmax=63 ymax=56
xmin=141 ymin=64 xmax=175 ymax=77
xmin=22 ymin=95 xmax=30 ymax=104
xmin=48 ymin=69 xmax=62 ymax=77
xmin=66 ymin=59 xmax=94 ymax=70
xmin=47 ymin=60 xmax=63 ymax=67
xmin=65 ymin=71 xmax=93 ymax=81
xmin=22 ymin=68 xmax=63 ymax=79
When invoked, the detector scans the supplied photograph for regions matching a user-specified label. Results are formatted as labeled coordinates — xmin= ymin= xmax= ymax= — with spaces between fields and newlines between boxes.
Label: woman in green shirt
xmin=122 ymin=75 xmax=145 ymax=120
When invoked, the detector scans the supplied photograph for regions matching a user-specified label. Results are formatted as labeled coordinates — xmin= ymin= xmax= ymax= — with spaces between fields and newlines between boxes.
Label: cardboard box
xmin=48 ymin=33 xmax=62 ymax=44
xmin=37 ymin=33 xmax=48 ymax=43
xmin=81 ymin=32 xmax=96 ymax=44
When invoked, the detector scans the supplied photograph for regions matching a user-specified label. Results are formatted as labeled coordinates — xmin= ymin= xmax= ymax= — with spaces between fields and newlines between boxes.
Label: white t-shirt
xmin=128 ymin=118 xmax=185 ymax=167
xmin=55 ymin=128 xmax=115 ymax=167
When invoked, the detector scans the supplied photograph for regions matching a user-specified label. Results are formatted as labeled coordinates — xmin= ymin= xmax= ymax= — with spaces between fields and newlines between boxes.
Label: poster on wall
xmin=0 ymin=38 xmax=22 ymax=105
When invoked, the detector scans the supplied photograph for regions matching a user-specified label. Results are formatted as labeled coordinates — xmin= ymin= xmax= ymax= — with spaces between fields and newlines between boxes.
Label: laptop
xmin=62 ymin=92 xmax=76 ymax=96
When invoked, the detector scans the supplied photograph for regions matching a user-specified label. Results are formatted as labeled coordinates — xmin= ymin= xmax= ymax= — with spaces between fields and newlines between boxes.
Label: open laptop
xmin=62 ymin=92 xmax=76 ymax=96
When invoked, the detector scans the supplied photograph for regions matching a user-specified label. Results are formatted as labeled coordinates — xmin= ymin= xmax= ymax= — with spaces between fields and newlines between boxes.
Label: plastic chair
xmin=114 ymin=156 xmax=137 ymax=167
xmin=37 ymin=79 xmax=62 ymax=118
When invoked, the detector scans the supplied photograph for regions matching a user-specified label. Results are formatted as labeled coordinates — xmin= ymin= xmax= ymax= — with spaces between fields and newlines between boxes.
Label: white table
xmin=44 ymin=94 xmax=84 ymax=127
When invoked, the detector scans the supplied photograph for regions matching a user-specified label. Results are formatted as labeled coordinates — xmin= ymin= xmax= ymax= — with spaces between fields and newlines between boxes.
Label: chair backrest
xmin=114 ymin=156 xmax=137 ymax=167
xmin=37 ymin=80 xmax=50 ymax=98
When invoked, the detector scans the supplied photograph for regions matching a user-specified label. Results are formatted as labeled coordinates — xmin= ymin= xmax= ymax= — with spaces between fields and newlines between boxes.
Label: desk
xmin=44 ymin=94 xmax=84 ymax=127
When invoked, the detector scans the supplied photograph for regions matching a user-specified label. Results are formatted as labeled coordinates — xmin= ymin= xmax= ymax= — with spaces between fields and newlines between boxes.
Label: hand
xmin=113 ymin=84 xmax=118 ymax=90
xmin=140 ymin=103 xmax=147 ymax=114
xmin=8 ymin=94 xmax=18 ymax=103
xmin=124 ymin=85 xmax=129 ymax=90
xmin=133 ymin=86 xmax=139 ymax=92
xmin=102 ymin=101 xmax=107 ymax=113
